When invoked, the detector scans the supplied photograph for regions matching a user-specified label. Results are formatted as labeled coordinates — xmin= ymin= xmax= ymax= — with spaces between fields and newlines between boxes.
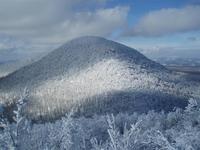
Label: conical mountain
xmin=0 ymin=36 xmax=189 ymax=120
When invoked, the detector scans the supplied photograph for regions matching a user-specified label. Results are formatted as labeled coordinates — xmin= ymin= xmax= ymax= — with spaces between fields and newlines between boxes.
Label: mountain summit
xmin=0 ymin=36 xmax=166 ymax=88
xmin=0 ymin=36 xmax=188 ymax=119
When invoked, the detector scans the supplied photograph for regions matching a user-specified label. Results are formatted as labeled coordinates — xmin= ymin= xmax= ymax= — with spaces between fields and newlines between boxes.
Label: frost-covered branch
xmin=0 ymin=88 xmax=30 ymax=149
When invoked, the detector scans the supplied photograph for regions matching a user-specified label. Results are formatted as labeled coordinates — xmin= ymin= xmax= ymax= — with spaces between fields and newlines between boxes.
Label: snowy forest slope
xmin=0 ymin=36 xmax=199 ymax=120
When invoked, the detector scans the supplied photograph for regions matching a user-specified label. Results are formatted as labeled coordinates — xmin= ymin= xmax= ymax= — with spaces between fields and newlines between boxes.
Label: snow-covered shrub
xmin=0 ymin=88 xmax=30 ymax=149
xmin=0 ymin=97 xmax=200 ymax=150
xmin=48 ymin=111 xmax=73 ymax=149
xmin=0 ymin=118 xmax=15 ymax=149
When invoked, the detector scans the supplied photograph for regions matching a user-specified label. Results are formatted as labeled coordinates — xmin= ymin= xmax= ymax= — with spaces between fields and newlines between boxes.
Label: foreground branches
xmin=0 ymin=98 xmax=200 ymax=150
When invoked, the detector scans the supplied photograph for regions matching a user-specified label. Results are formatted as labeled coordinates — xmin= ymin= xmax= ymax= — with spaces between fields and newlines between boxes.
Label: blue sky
xmin=107 ymin=0 xmax=197 ymax=24
xmin=114 ymin=0 xmax=200 ymax=58
xmin=0 ymin=0 xmax=200 ymax=61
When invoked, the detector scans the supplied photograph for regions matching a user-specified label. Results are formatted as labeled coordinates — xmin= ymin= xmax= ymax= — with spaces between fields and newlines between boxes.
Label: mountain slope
xmin=0 ymin=36 xmax=166 ymax=89
xmin=0 ymin=36 xmax=193 ymax=119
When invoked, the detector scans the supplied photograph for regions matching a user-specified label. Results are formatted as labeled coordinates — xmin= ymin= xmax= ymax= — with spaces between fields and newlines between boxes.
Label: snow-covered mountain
xmin=0 ymin=36 xmax=195 ymax=120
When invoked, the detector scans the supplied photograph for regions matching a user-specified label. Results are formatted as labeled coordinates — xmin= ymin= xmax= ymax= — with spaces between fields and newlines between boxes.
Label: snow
xmin=0 ymin=36 xmax=200 ymax=149
xmin=1 ymin=99 xmax=200 ymax=150
xmin=0 ymin=36 xmax=199 ymax=120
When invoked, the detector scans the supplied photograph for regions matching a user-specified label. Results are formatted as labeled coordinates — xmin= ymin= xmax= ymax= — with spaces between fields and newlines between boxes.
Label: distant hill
xmin=0 ymin=36 xmax=197 ymax=120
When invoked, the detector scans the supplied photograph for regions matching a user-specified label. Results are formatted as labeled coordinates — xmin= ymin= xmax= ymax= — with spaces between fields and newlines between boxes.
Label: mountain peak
xmin=0 ymin=36 xmax=188 ymax=120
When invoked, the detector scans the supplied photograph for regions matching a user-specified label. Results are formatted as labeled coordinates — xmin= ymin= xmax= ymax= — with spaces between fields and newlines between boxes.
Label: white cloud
xmin=127 ymin=5 xmax=200 ymax=36
xmin=43 ymin=6 xmax=129 ymax=43
xmin=0 ymin=0 xmax=129 ymax=44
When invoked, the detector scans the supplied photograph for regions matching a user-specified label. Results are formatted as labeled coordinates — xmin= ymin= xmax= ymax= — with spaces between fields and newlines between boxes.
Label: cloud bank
xmin=127 ymin=5 xmax=200 ymax=36
xmin=0 ymin=0 xmax=129 ymax=44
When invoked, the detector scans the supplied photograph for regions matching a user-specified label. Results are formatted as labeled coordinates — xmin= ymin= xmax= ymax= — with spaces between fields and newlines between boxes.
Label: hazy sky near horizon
xmin=0 ymin=0 xmax=200 ymax=61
